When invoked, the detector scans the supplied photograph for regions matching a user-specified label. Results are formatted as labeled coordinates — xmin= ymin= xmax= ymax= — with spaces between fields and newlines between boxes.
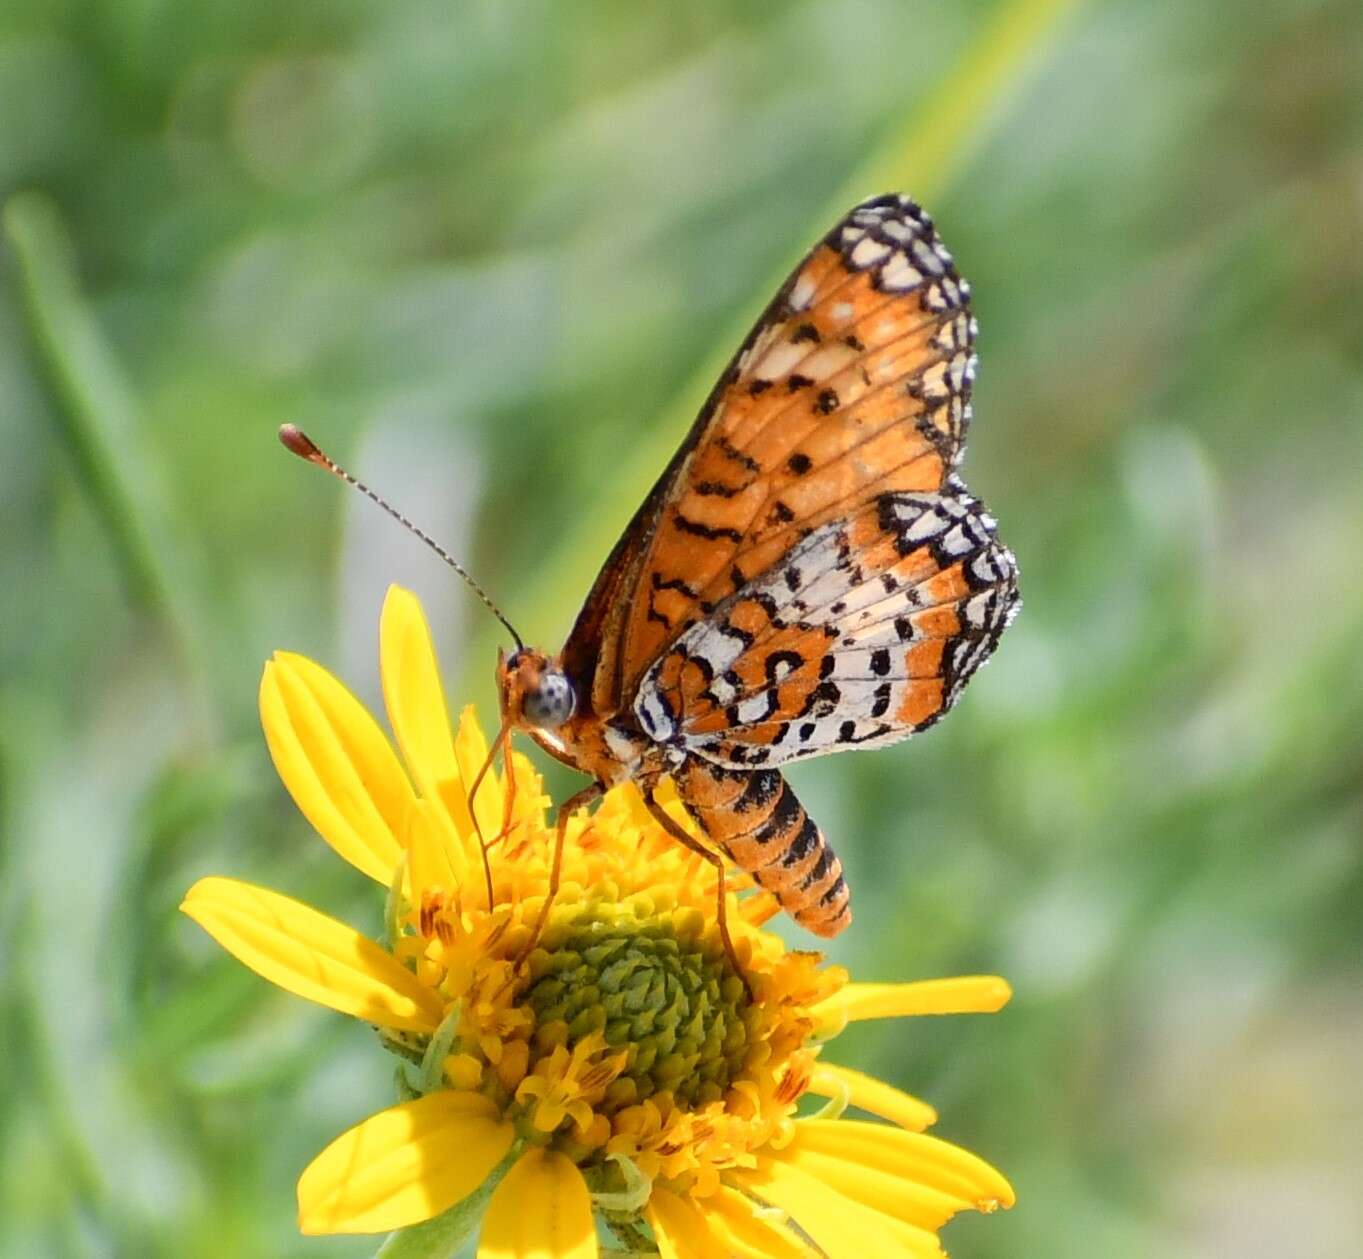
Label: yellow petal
xmin=181 ymin=877 xmax=443 ymax=1032
xmin=650 ymin=1186 xmax=814 ymax=1259
xmin=739 ymin=891 xmax=782 ymax=927
xmin=260 ymin=655 xmax=413 ymax=884
xmin=274 ymin=652 xmax=415 ymax=836
xmin=453 ymin=705 xmax=503 ymax=841
xmin=297 ymin=1092 xmax=513 ymax=1234
xmin=783 ymin=1147 xmax=963 ymax=1232
xmin=505 ymin=747 xmax=548 ymax=829
xmin=380 ymin=585 xmax=461 ymax=802
xmin=734 ymin=1158 xmax=908 ymax=1259
xmin=406 ymin=797 xmax=466 ymax=902
xmin=478 ymin=1148 xmax=596 ymax=1259
xmin=792 ymin=1119 xmax=1014 ymax=1210
xmin=648 ymin=1188 xmax=721 ymax=1259
xmin=432 ymin=776 xmax=478 ymax=866
xmin=432 ymin=709 xmax=543 ymax=868
xmin=815 ymin=976 xmax=1012 ymax=1025
xmin=808 ymin=1062 xmax=938 ymax=1131
xmin=711 ymin=1185 xmax=818 ymax=1259
xmin=880 ymin=1215 xmax=948 ymax=1257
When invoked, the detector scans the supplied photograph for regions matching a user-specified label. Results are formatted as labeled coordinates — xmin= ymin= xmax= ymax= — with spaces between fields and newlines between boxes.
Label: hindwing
xmin=634 ymin=482 xmax=1018 ymax=768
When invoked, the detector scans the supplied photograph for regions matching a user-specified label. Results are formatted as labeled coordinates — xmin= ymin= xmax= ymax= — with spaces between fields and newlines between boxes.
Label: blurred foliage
xmin=2 ymin=1 xmax=1362 ymax=1257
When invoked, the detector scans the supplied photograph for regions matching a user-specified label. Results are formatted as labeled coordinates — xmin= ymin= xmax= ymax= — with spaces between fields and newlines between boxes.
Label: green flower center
xmin=522 ymin=901 xmax=750 ymax=1108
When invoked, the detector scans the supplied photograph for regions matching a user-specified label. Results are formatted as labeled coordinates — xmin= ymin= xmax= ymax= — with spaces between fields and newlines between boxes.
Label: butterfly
xmin=495 ymin=194 xmax=1018 ymax=952
xmin=284 ymin=192 xmax=1019 ymax=976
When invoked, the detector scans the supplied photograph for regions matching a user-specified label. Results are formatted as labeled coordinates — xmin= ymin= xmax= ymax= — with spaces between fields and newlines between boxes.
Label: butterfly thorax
xmin=496 ymin=646 xmax=660 ymax=788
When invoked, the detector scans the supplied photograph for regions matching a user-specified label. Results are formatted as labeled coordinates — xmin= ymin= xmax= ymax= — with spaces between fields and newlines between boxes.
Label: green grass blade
xmin=5 ymin=191 xmax=214 ymax=715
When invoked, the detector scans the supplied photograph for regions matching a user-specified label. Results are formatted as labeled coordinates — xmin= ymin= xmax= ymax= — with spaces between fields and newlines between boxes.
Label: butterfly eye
xmin=523 ymin=670 xmax=575 ymax=729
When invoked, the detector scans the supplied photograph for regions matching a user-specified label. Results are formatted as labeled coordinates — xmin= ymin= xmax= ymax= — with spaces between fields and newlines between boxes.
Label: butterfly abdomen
xmin=674 ymin=759 xmax=851 ymax=938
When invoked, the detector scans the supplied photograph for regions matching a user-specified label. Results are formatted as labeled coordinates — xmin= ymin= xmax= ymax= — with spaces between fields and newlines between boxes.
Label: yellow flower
xmin=182 ymin=585 xmax=1015 ymax=1257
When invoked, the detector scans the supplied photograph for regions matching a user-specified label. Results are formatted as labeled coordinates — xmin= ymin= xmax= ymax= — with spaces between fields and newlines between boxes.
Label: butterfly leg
xmin=511 ymin=781 xmax=602 ymax=977
xmin=464 ymin=718 xmax=515 ymax=910
xmin=642 ymin=794 xmax=753 ymax=1002
xmin=485 ymin=723 xmax=519 ymax=850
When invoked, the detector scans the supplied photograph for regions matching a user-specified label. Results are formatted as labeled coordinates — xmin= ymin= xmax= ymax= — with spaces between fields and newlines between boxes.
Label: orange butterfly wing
xmin=560 ymin=193 xmax=978 ymax=715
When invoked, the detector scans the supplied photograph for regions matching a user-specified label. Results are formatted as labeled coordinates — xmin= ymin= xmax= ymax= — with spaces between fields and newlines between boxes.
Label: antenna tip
xmin=278 ymin=424 xmax=325 ymax=464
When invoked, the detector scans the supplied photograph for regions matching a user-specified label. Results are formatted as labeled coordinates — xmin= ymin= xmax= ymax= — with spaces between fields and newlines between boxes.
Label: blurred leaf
xmin=4 ymin=191 xmax=216 ymax=725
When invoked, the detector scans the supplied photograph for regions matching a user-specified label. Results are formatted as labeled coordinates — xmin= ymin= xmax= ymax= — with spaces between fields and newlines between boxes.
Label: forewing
xmin=561 ymin=193 xmax=977 ymax=715
xmin=633 ymin=482 xmax=1018 ymax=769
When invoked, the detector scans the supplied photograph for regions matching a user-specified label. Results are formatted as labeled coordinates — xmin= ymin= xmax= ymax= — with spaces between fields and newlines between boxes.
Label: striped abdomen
xmin=673 ymin=759 xmax=851 ymax=937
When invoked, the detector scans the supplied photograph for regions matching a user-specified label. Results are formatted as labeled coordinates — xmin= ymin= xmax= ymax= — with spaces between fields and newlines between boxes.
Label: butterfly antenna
xmin=279 ymin=424 xmax=524 ymax=650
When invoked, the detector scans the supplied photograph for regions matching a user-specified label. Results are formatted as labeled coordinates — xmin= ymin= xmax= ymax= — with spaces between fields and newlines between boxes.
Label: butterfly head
xmin=498 ymin=647 xmax=577 ymax=731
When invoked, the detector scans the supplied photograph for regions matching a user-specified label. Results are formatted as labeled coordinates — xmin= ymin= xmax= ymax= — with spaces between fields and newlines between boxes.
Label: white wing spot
xmin=789 ymin=273 xmax=816 ymax=311
xmin=752 ymin=338 xmax=807 ymax=381
xmin=800 ymin=343 xmax=859 ymax=381
xmin=903 ymin=504 xmax=949 ymax=543
xmin=879 ymin=251 xmax=923 ymax=292
xmin=963 ymin=593 xmax=993 ymax=628
xmin=635 ymin=689 xmax=676 ymax=741
xmin=737 ymin=323 xmax=781 ymax=373
xmin=707 ymin=674 xmax=738 ymax=706
xmin=919 ymin=361 xmax=950 ymax=401
xmin=604 ymin=724 xmax=645 ymax=770
xmin=940 ymin=523 xmax=975 ymax=557
xmin=850 ymin=236 xmax=891 ymax=268
xmin=736 ymin=694 xmax=772 ymax=724
xmin=910 ymin=238 xmax=945 ymax=276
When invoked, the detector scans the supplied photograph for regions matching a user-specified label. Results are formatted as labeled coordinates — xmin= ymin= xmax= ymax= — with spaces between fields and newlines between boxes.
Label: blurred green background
xmin=3 ymin=1 xmax=1361 ymax=1256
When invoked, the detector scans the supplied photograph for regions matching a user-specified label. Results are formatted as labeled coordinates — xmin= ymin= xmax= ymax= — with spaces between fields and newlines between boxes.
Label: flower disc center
xmin=522 ymin=911 xmax=749 ymax=1109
